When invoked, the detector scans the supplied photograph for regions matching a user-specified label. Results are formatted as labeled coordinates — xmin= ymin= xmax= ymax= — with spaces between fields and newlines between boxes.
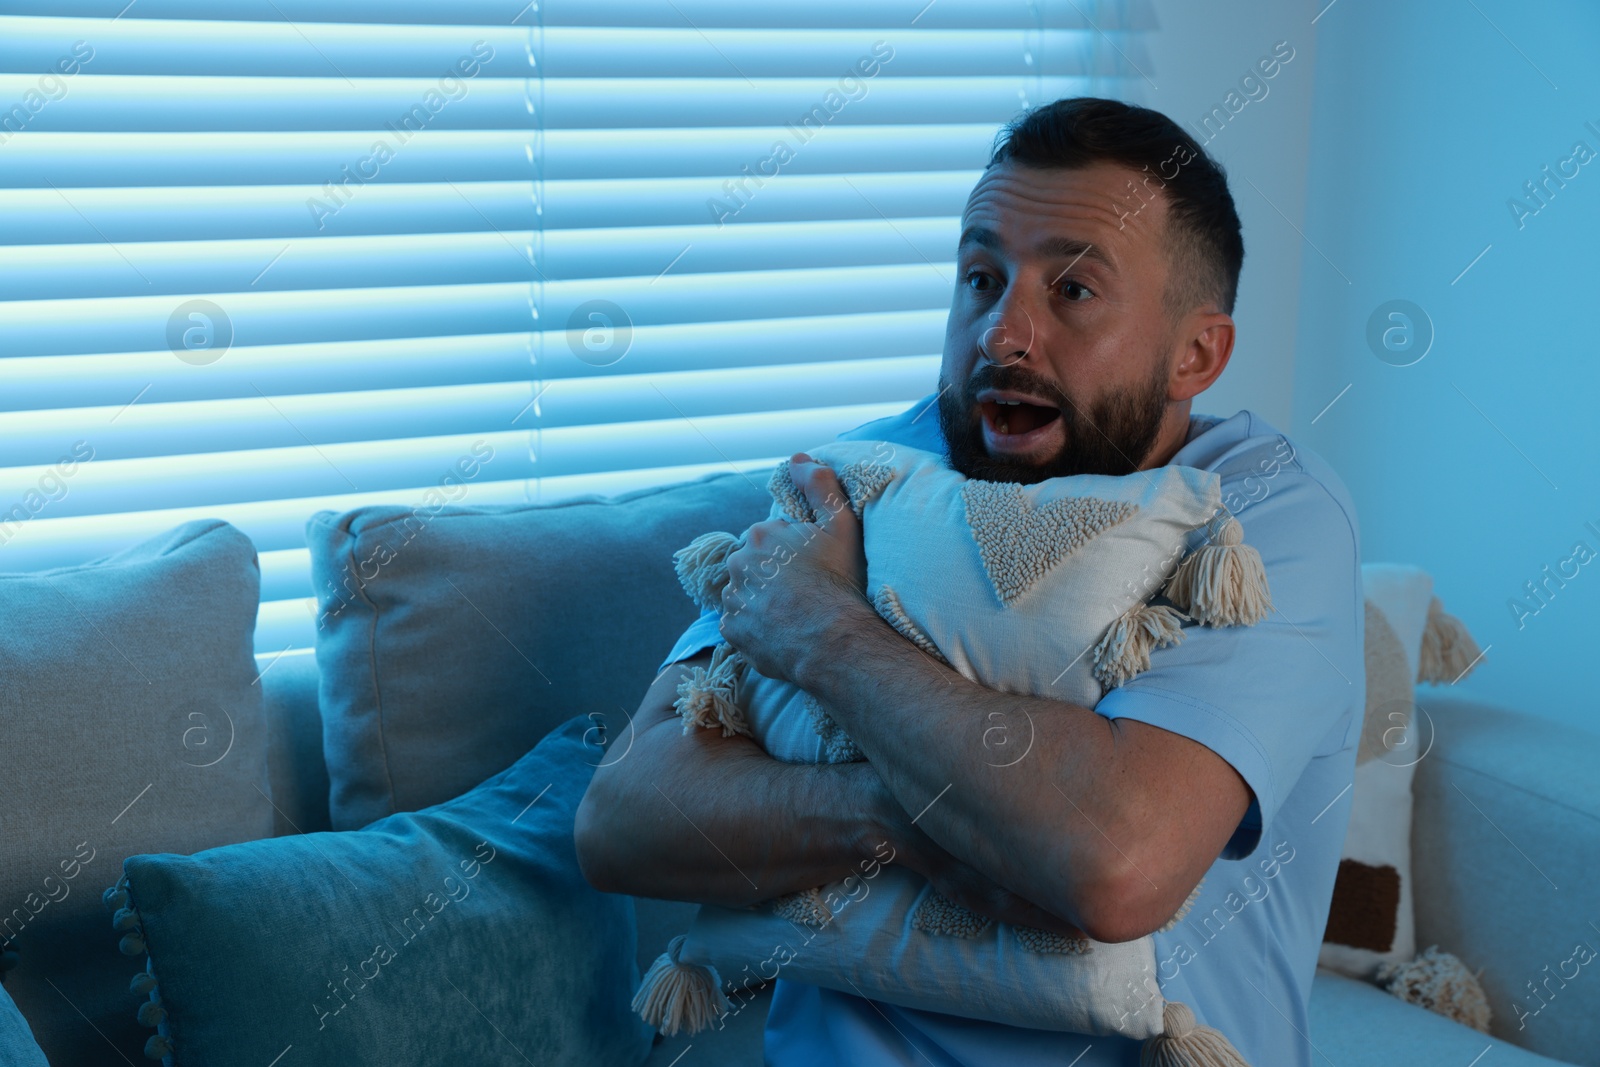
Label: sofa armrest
xmin=1411 ymin=690 xmax=1600 ymax=1062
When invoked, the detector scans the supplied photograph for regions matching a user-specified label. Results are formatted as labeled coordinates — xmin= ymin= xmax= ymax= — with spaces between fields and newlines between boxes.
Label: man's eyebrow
xmin=957 ymin=225 xmax=1002 ymax=252
xmin=956 ymin=226 xmax=1115 ymax=271
xmin=1035 ymin=235 xmax=1115 ymax=272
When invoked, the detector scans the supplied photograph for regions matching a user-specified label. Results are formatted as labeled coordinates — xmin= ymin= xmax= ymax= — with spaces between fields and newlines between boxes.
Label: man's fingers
xmin=788 ymin=454 xmax=859 ymax=532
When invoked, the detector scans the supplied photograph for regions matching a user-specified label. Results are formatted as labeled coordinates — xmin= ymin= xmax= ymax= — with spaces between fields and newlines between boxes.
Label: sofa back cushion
xmin=0 ymin=520 xmax=272 ymax=1066
xmin=307 ymin=471 xmax=772 ymax=829
xmin=260 ymin=648 xmax=332 ymax=835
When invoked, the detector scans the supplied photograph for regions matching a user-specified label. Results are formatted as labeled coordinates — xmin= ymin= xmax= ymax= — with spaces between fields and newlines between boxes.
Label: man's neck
xmin=1139 ymin=403 xmax=1199 ymax=471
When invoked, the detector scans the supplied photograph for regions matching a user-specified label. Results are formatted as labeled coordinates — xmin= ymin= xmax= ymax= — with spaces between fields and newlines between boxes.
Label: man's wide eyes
xmin=962 ymin=270 xmax=1095 ymax=302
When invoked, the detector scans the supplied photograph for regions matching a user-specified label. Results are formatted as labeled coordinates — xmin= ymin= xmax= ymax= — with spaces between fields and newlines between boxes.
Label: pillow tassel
xmin=1158 ymin=878 xmax=1205 ymax=933
xmin=1139 ymin=1001 xmax=1252 ymax=1066
xmin=1093 ymin=603 xmax=1188 ymax=689
xmin=674 ymin=643 xmax=750 ymax=738
xmin=673 ymin=531 xmax=742 ymax=612
xmin=632 ymin=934 xmax=730 ymax=1037
xmin=1416 ymin=596 xmax=1480 ymax=684
xmin=1162 ymin=515 xmax=1272 ymax=627
xmin=136 ymin=998 xmax=166 ymax=1028
xmin=106 ymin=874 xmax=176 ymax=1063
xmin=1376 ymin=946 xmax=1491 ymax=1033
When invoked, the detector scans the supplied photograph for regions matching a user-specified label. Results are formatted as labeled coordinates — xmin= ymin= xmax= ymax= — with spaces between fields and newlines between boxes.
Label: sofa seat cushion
xmin=1309 ymin=969 xmax=1572 ymax=1065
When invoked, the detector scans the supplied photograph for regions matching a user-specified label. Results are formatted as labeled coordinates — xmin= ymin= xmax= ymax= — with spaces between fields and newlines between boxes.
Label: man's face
xmin=937 ymin=160 xmax=1183 ymax=483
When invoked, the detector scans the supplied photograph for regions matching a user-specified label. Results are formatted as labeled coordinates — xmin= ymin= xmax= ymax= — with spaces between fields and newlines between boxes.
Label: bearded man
xmin=577 ymin=96 xmax=1363 ymax=1067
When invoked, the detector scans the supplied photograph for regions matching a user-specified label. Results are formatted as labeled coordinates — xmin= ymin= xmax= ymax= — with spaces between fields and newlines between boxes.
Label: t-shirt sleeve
xmin=1093 ymin=469 xmax=1364 ymax=860
xmin=657 ymin=607 xmax=724 ymax=674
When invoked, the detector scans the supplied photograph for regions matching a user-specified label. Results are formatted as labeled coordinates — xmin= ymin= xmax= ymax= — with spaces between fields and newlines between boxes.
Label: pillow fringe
xmin=1416 ymin=596 xmax=1480 ymax=684
xmin=632 ymin=934 xmax=730 ymax=1037
xmin=672 ymin=530 xmax=742 ymax=613
xmin=103 ymin=872 xmax=174 ymax=1063
xmin=674 ymin=643 xmax=750 ymax=738
xmin=1139 ymin=1001 xmax=1252 ymax=1065
xmin=1093 ymin=603 xmax=1188 ymax=689
xmin=1162 ymin=514 xmax=1273 ymax=627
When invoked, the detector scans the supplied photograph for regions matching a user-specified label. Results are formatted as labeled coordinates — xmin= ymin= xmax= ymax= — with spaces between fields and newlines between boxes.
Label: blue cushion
xmin=112 ymin=715 xmax=652 ymax=1066
xmin=0 ymin=983 xmax=48 ymax=1067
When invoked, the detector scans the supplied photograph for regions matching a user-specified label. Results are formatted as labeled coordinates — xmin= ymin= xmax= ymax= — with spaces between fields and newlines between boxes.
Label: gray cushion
xmin=306 ymin=470 xmax=771 ymax=829
xmin=1309 ymin=970 xmax=1571 ymax=1065
xmin=0 ymin=520 xmax=273 ymax=1066
xmin=260 ymin=648 xmax=332 ymax=835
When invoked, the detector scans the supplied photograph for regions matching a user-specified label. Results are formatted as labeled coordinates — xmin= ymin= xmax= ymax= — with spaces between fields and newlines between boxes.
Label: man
xmin=576 ymin=97 xmax=1363 ymax=1066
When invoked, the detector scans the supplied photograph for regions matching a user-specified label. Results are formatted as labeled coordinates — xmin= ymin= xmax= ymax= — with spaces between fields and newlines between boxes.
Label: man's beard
xmin=936 ymin=358 xmax=1170 ymax=484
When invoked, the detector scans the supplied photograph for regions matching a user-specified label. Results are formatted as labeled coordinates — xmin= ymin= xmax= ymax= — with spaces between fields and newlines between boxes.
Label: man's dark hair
xmin=987 ymin=97 xmax=1244 ymax=319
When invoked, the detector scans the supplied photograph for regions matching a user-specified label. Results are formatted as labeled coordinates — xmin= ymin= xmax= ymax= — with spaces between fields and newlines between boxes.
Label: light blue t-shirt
xmin=657 ymin=395 xmax=1365 ymax=1067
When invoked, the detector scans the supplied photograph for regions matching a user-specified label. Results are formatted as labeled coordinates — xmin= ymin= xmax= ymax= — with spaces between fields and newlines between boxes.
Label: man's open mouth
xmin=979 ymin=397 xmax=1062 ymax=438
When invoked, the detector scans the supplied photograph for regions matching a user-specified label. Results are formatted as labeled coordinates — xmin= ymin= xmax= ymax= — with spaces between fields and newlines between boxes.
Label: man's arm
xmin=575 ymin=648 xmax=1093 ymax=934
xmin=574 ymin=649 xmax=882 ymax=907
xmin=718 ymin=456 xmax=1252 ymax=945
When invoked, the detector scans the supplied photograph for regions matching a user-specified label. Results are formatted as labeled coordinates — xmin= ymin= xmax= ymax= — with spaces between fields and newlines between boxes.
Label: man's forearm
xmin=575 ymin=676 xmax=889 ymax=908
xmin=794 ymin=602 xmax=1183 ymax=942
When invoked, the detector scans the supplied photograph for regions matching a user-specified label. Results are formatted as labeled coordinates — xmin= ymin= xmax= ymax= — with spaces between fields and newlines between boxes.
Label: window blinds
xmin=0 ymin=0 xmax=1151 ymax=653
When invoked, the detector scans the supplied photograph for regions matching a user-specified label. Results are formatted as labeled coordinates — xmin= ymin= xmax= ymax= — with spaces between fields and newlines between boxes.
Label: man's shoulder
xmin=1179 ymin=410 xmax=1360 ymax=554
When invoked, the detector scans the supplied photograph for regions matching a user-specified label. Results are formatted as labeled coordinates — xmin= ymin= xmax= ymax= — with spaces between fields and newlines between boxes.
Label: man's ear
xmin=1168 ymin=312 xmax=1234 ymax=402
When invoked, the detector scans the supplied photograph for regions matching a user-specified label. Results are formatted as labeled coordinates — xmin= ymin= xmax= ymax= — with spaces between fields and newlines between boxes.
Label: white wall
xmin=1141 ymin=0 xmax=1321 ymax=430
xmin=1290 ymin=0 xmax=1600 ymax=734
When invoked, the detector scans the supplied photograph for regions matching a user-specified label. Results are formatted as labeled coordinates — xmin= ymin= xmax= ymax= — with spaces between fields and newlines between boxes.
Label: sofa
xmin=2 ymin=469 xmax=1596 ymax=1065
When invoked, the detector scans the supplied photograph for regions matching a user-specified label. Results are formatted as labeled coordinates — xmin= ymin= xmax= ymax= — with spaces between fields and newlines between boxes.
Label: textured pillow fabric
xmin=307 ymin=472 xmax=771 ymax=830
xmin=0 ymin=983 xmax=48 ymax=1067
xmin=0 ymin=520 xmax=272 ymax=1067
xmin=713 ymin=441 xmax=1234 ymax=762
xmin=681 ymin=865 xmax=1167 ymax=1037
xmin=653 ymin=442 xmax=1274 ymax=1052
xmin=1319 ymin=564 xmax=1434 ymax=979
xmin=106 ymin=715 xmax=652 ymax=1067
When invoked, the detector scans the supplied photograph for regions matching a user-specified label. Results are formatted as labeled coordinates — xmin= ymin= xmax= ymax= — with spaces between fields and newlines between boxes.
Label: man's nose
xmin=978 ymin=287 xmax=1036 ymax=368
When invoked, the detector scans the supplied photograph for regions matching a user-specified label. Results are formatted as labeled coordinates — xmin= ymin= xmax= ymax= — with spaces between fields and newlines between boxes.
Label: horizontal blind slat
xmin=0 ymin=454 xmax=801 ymax=575
xmin=0 ymin=402 xmax=909 ymax=518
xmin=4 ymin=75 xmax=1109 ymax=132
xmin=2 ymin=310 xmax=946 ymax=409
xmin=0 ymin=266 xmax=951 ymax=358
xmin=0 ymin=356 xmax=937 ymax=466
xmin=0 ymin=31 xmax=1134 ymax=78
xmin=0 ymin=1 xmax=1155 ymax=31
xmin=0 ymin=125 xmax=1007 ymax=185
xmin=0 ymin=218 xmax=959 ymax=300
xmin=0 ymin=173 xmax=978 ymax=245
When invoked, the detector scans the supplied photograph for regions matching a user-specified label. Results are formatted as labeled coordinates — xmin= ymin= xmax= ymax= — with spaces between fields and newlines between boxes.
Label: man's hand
xmin=718 ymin=452 xmax=874 ymax=684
